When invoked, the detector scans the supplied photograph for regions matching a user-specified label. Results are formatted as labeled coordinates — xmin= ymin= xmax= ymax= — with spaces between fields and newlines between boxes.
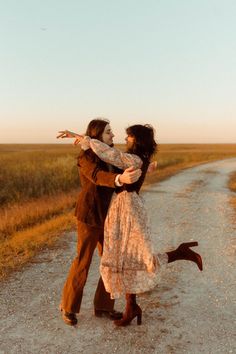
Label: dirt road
xmin=1 ymin=159 xmax=236 ymax=354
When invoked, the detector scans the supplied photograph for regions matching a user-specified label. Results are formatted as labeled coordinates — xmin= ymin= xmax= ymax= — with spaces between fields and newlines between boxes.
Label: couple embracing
xmin=57 ymin=119 xmax=203 ymax=327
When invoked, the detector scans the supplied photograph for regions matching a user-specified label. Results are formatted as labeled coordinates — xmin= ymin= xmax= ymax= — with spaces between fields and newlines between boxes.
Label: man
xmin=58 ymin=119 xmax=141 ymax=325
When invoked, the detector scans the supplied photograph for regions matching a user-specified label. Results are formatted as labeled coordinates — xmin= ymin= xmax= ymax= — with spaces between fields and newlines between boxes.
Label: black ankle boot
xmin=167 ymin=242 xmax=203 ymax=271
xmin=114 ymin=294 xmax=142 ymax=326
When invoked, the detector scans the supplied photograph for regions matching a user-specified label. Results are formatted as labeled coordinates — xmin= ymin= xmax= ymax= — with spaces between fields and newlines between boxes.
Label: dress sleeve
xmin=82 ymin=137 xmax=143 ymax=170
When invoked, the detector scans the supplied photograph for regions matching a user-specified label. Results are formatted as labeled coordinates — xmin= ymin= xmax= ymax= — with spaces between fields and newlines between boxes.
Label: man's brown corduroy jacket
xmin=75 ymin=153 xmax=120 ymax=228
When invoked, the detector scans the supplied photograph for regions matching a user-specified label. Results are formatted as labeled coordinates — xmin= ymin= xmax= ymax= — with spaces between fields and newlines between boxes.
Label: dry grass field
xmin=228 ymin=171 xmax=236 ymax=217
xmin=1 ymin=143 xmax=236 ymax=279
xmin=229 ymin=171 xmax=236 ymax=193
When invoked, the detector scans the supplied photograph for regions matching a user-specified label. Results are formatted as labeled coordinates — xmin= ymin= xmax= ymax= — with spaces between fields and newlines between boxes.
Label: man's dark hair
xmin=85 ymin=119 xmax=110 ymax=140
xmin=79 ymin=118 xmax=110 ymax=164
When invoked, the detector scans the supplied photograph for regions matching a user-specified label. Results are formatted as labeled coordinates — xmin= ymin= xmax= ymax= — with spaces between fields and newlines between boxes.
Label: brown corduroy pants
xmin=61 ymin=221 xmax=114 ymax=314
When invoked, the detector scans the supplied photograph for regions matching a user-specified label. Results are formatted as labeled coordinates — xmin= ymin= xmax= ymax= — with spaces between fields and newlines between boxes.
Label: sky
xmin=0 ymin=0 xmax=235 ymax=144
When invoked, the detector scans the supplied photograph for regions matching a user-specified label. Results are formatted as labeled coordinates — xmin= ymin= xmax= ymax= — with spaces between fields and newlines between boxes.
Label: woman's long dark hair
xmin=126 ymin=124 xmax=157 ymax=161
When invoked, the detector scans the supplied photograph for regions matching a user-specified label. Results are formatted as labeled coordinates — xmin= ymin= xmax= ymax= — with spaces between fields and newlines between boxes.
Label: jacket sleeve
xmin=78 ymin=155 xmax=117 ymax=187
xmin=81 ymin=137 xmax=142 ymax=170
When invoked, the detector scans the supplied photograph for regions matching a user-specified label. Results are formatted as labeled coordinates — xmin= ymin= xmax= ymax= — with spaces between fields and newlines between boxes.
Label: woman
xmin=58 ymin=124 xmax=203 ymax=326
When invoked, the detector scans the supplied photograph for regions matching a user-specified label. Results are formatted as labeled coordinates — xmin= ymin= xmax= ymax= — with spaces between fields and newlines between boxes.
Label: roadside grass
xmin=144 ymin=144 xmax=236 ymax=186
xmin=0 ymin=212 xmax=76 ymax=279
xmin=1 ymin=143 xmax=236 ymax=279
xmin=228 ymin=171 xmax=236 ymax=193
xmin=228 ymin=171 xmax=236 ymax=218
xmin=0 ymin=190 xmax=77 ymax=241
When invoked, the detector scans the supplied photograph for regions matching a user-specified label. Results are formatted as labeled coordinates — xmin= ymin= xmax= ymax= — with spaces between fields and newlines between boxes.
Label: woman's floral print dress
xmin=83 ymin=138 xmax=168 ymax=299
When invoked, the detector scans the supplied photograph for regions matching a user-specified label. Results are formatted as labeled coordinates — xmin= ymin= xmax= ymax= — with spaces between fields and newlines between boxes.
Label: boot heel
xmin=137 ymin=313 xmax=142 ymax=325
xmin=185 ymin=241 xmax=198 ymax=248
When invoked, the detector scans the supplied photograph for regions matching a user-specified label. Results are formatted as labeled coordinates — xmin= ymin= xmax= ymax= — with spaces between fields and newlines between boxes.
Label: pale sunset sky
xmin=0 ymin=0 xmax=235 ymax=144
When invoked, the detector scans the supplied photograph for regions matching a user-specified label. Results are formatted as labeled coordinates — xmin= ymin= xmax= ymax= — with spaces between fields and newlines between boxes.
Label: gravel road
xmin=0 ymin=158 xmax=236 ymax=354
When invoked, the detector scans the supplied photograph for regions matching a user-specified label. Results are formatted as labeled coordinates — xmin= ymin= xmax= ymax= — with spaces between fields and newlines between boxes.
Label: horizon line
xmin=1 ymin=142 xmax=236 ymax=145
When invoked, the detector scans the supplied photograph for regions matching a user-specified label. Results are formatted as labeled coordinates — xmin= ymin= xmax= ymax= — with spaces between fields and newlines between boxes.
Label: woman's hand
xmin=75 ymin=135 xmax=91 ymax=149
xmin=57 ymin=130 xmax=83 ymax=140
xmin=74 ymin=136 xmax=83 ymax=145
xmin=57 ymin=130 xmax=89 ymax=148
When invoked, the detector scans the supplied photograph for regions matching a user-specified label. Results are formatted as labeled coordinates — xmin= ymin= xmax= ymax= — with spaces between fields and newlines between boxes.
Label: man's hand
xmin=119 ymin=166 xmax=142 ymax=184
xmin=147 ymin=161 xmax=158 ymax=173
